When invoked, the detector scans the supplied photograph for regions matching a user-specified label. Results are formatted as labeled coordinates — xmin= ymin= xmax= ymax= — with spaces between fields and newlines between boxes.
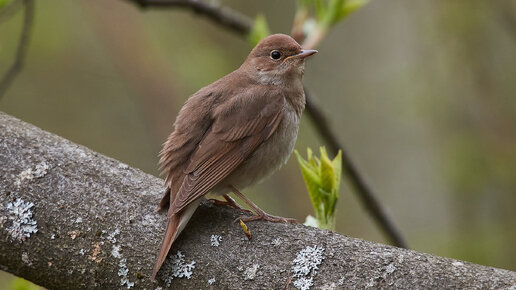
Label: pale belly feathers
xmin=214 ymin=103 xmax=301 ymax=194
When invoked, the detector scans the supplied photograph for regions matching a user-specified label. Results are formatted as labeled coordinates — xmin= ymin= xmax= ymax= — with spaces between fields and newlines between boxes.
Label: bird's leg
xmin=209 ymin=194 xmax=252 ymax=214
xmin=230 ymin=185 xmax=297 ymax=223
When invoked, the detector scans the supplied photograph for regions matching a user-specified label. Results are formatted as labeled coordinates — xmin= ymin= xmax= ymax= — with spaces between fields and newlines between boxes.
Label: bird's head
xmin=242 ymin=34 xmax=317 ymax=85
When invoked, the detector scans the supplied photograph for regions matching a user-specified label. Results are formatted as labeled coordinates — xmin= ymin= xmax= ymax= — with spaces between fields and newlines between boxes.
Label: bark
xmin=1 ymin=111 xmax=515 ymax=289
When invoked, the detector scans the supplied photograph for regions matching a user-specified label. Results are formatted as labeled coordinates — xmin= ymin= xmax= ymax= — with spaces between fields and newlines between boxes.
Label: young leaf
xmin=295 ymin=150 xmax=323 ymax=211
xmin=336 ymin=0 xmax=370 ymax=23
xmin=333 ymin=150 xmax=343 ymax=195
xmin=314 ymin=0 xmax=326 ymax=22
xmin=248 ymin=14 xmax=270 ymax=47
xmin=325 ymin=0 xmax=346 ymax=26
xmin=320 ymin=147 xmax=336 ymax=193
xmin=296 ymin=147 xmax=342 ymax=230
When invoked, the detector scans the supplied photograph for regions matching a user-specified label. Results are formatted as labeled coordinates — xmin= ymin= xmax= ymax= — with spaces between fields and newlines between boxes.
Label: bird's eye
xmin=270 ymin=50 xmax=281 ymax=60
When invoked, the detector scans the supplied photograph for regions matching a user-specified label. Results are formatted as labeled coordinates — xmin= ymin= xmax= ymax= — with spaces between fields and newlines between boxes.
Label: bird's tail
xmin=152 ymin=199 xmax=201 ymax=280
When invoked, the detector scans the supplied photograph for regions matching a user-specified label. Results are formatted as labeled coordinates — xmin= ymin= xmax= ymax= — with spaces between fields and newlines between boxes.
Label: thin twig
xmin=126 ymin=0 xmax=408 ymax=248
xmin=0 ymin=0 xmax=34 ymax=101
xmin=130 ymin=0 xmax=251 ymax=36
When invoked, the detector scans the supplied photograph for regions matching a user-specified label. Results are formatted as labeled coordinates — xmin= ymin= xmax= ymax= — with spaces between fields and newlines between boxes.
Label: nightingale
xmin=152 ymin=34 xmax=317 ymax=279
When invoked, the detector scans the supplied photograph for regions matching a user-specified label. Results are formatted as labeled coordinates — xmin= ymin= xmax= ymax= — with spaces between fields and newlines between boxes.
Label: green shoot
xmin=295 ymin=147 xmax=342 ymax=230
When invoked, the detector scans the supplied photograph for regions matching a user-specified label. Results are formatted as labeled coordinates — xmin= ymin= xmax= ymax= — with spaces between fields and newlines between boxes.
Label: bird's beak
xmin=286 ymin=49 xmax=318 ymax=60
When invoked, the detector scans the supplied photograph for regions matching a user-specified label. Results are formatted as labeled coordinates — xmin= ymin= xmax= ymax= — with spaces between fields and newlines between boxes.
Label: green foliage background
xmin=1 ymin=0 xmax=516 ymax=286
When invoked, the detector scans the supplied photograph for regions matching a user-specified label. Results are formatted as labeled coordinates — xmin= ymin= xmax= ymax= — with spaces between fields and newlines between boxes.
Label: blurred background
xmin=1 ymin=0 xmax=516 ymax=286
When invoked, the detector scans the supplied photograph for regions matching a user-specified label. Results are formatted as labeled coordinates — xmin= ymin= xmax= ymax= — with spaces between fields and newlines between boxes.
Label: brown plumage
xmin=152 ymin=34 xmax=317 ymax=279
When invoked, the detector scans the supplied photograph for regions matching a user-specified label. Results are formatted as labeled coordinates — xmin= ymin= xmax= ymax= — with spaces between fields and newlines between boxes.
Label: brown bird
xmin=152 ymin=34 xmax=317 ymax=279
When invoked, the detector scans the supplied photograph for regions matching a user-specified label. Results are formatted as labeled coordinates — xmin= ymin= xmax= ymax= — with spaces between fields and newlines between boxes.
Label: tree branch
xmin=0 ymin=0 xmax=34 ymax=101
xmin=1 ymin=111 xmax=515 ymax=288
xmin=129 ymin=0 xmax=251 ymax=36
xmin=124 ymin=0 xmax=408 ymax=248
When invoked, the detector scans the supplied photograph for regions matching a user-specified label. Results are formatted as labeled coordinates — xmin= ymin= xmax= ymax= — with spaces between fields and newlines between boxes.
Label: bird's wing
xmin=169 ymin=90 xmax=285 ymax=215
xmin=157 ymin=87 xmax=217 ymax=211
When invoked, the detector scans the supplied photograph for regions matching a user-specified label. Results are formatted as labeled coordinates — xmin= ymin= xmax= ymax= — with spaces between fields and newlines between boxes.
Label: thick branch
xmin=1 ymin=112 xmax=516 ymax=289
xmin=0 ymin=0 xmax=34 ymax=101
xmin=125 ymin=0 xmax=408 ymax=248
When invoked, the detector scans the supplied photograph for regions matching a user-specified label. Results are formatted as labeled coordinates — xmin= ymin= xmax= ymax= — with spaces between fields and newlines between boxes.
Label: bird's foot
xmin=228 ymin=185 xmax=297 ymax=224
xmin=209 ymin=194 xmax=252 ymax=214
xmin=236 ymin=212 xmax=297 ymax=224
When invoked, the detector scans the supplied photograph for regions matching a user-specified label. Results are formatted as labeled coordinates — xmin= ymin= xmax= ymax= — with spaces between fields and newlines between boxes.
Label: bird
xmin=152 ymin=33 xmax=317 ymax=279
